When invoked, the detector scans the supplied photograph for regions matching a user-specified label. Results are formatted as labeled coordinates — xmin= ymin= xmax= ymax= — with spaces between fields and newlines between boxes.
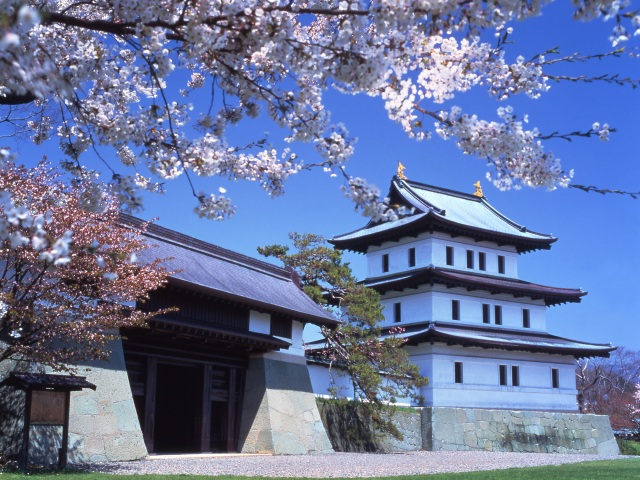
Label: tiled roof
xmin=0 ymin=372 xmax=96 ymax=391
xmin=121 ymin=215 xmax=338 ymax=327
xmin=364 ymin=266 xmax=585 ymax=306
xmin=394 ymin=322 xmax=615 ymax=358
xmin=330 ymin=178 xmax=556 ymax=253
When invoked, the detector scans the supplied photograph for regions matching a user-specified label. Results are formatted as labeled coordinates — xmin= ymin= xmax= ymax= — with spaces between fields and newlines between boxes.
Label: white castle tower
xmin=324 ymin=174 xmax=614 ymax=411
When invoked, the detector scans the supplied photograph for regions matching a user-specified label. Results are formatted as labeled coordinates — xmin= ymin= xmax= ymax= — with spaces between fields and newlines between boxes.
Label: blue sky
xmin=3 ymin=2 xmax=639 ymax=351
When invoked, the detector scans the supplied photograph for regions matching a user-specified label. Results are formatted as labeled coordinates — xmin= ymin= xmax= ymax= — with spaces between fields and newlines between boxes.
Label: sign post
xmin=0 ymin=372 xmax=96 ymax=471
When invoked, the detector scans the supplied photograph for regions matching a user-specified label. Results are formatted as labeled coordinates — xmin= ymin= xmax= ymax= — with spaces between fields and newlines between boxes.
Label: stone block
xmin=104 ymin=432 xmax=147 ymax=461
xmin=73 ymin=395 xmax=98 ymax=416
xmin=241 ymin=355 xmax=333 ymax=454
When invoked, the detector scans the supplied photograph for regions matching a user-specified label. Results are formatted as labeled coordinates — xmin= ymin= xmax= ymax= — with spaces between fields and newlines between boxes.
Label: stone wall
xmin=317 ymin=401 xmax=422 ymax=453
xmin=425 ymin=407 xmax=619 ymax=455
xmin=239 ymin=352 xmax=334 ymax=455
xmin=318 ymin=402 xmax=619 ymax=455
xmin=0 ymin=339 xmax=147 ymax=465
xmin=0 ymin=359 xmax=26 ymax=464
xmin=66 ymin=338 xmax=147 ymax=462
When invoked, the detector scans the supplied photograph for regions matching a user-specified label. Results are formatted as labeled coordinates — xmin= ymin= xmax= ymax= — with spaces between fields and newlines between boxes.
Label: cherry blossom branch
xmin=568 ymin=184 xmax=640 ymax=198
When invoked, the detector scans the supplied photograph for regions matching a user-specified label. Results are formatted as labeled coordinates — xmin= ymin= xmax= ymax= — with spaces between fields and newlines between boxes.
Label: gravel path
xmin=84 ymin=451 xmax=631 ymax=477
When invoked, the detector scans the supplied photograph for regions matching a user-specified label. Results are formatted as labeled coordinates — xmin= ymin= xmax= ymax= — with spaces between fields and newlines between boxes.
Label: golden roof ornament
xmin=397 ymin=162 xmax=407 ymax=180
xmin=473 ymin=180 xmax=484 ymax=197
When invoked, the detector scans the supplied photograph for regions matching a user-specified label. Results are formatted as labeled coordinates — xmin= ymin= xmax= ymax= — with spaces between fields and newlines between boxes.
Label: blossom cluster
xmin=342 ymin=177 xmax=413 ymax=221
xmin=0 ymin=150 xmax=74 ymax=265
xmin=0 ymin=0 xmax=637 ymax=218
xmin=435 ymin=106 xmax=574 ymax=190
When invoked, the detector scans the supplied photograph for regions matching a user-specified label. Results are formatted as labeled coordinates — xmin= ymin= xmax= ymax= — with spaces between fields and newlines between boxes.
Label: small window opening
xmin=499 ymin=365 xmax=508 ymax=386
xmin=394 ymin=302 xmax=402 ymax=323
xmin=408 ymin=248 xmax=416 ymax=268
xmin=454 ymin=362 xmax=463 ymax=384
xmin=451 ymin=300 xmax=460 ymax=320
xmin=446 ymin=246 xmax=454 ymax=266
xmin=482 ymin=304 xmax=490 ymax=324
xmin=512 ymin=365 xmax=520 ymax=387
xmin=498 ymin=255 xmax=506 ymax=274
xmin=478 ymin=252 xmax=486 ymax=271
xmin=494 ymin=305 xmax=502 ymax=325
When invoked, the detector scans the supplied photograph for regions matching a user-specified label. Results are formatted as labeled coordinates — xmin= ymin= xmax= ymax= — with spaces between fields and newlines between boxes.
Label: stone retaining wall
xmin=317 ymin=401 xmax=422 ymax=452
xmin=424 ymin=407 xmax=619 ymax=455
xmin=318 ymin=402 xmax=619 ymax=455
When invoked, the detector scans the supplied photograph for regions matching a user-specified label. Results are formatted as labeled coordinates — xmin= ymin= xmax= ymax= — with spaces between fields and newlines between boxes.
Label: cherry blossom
xmin=0 ymin=160 xmax=169 ymax=369
xmin=0 ymin=0 xmax=638 ymax=219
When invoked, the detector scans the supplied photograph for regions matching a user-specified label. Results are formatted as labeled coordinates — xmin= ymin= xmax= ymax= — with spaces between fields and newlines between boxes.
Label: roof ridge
xmin=400 ymin=178 xmax=554 ymax=240
xmin=119 ymin=214 xmax=292 ymax=281
xmin=401 ymin=177 xmax=482 ymax=201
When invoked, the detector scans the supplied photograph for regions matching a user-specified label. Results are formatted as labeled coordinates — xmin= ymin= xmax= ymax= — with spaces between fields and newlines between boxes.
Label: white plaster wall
xmin=367 ymin=233 xmax=518 ymax=278
xmin=308 ymin=363 xmax=354 ymax=399
xmin=380 ymin=286 xmax=547 ymax=332
xmin=277 ymin=320 xmax=305 ymax=357
xmin=366 ymin=235 xmax=433 ymax=277
xmin=308 ymin=363 xmax=415 ymax=406
xmin=249 ymin=310 xmax=271 ymax=335
xmin=309 ymin=343 xmax=578 ymax=411
xmin=381 ymin=291 xmax=433 ymax=326
xmin=407 ymin=344 xmax=578 ymax=411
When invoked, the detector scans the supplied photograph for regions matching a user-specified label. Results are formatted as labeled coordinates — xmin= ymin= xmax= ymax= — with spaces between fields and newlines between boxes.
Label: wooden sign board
xmin=30 ymin=390 xmax=66 ymax=425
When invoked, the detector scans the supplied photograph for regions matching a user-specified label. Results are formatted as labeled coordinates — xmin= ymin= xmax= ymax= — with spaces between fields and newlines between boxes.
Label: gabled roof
xmin=330 ymin=178 xmax=556 ymax=253
xmin=391 ymin=322 xmax=615 ymax=358
xmin=364 ymin=266 xmax=586 ymax=306
xmin=121 ymin=215 xmax=338 ymax=327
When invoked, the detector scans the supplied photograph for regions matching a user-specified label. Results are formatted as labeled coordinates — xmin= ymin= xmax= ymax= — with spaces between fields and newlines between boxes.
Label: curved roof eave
xmin=363 ymin=267 xmax=586 ymax=306
xmin=330 ymin=178 xmax=556 ymax=254
xmin=397 ymin=324 xmax=615 ymax=358
xmin=330 ymin=214 xmax=556 ymax=254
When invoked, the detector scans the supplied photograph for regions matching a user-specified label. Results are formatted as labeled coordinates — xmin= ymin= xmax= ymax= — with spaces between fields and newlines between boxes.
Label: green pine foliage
xmin=258 ymin=233 xmax=428 ymax=413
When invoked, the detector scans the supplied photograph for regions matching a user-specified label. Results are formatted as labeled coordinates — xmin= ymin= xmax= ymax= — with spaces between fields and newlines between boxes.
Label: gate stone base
xmin=423 ymin=407 xmax=619 ymax=454
xmin=239 ymin=353 xmax=334 ymax=454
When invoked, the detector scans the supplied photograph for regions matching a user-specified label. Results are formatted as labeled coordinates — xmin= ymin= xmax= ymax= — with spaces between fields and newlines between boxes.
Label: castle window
xmin=498 ymin=255 xmax=506 ymax=274
xmin=394 ymin=302 xmax=402 ymax=323
xmin=271 ymin=315 xmax=293 ymax=339
xmin=552 ymin=368 xmax=560 ymax=389
xmin=494 ymin=305 xmax=502 ymax=325
xmin=451 ymin=300 xmax=460 ymax=320
xmin=446 ymin=246 xmax=454 ymax=266
xmin=499 ymin=364 xmax=507 ymax=386
xmin=408 ymin=248 xmax=416 ymax=267
xmin=482 ymin=304 xmax=490 ymax=324
xmin=511 ymin=366 xmax=520 ymax=387
xmin=466 ymin=250 xmax=474 ymax=269
xmin=382 ymin=254 xmax=389 ymax=273
xmin=454 ymin=362 xmax=464 ymax=384
xmin=522 ymin=309 xmax=530 ymax=329
xmin=478 ymin=252 xmax=486 ymax=271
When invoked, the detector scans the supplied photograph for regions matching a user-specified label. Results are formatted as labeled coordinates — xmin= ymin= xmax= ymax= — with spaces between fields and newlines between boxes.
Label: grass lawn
xmin=1 ymin=459 xmax=639 ymax=480
xmin=618 ymin=440 xmax=640 ymax=456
